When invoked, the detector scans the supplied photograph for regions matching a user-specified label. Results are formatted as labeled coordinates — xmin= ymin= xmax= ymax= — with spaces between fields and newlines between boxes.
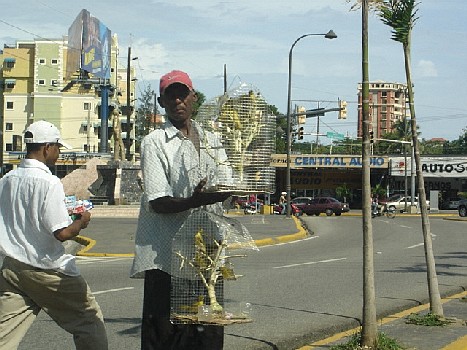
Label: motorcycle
xmin=244 ymin=203 xmax=259 ymax=215
xmin=273 ymin=203 xmax=302 ymax=216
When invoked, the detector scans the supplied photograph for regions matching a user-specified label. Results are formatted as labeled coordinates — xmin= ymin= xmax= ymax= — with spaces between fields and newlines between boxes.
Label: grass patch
xmin=405 ymin=313 xmax=453 ymax=326
xmin=330 ymin=332 xmax=405 ymax=350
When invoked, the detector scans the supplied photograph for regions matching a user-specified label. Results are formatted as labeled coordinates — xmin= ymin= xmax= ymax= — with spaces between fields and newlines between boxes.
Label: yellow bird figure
xmin=193 ymin=229 xmax=209 ymax=270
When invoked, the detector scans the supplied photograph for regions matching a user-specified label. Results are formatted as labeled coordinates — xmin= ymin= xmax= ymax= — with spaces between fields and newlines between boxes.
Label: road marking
xmin=76 ymin=256 xmax=132 ymax=264
xmin=93 ymin=287 xmax=134 ymax=295
xmin=407 ymin=243 xmax=424 ymax=249
xmin=260 ymin=235 xmax=318 ymax=248
xmin=273 ymin=257 xmax=346 ymax=269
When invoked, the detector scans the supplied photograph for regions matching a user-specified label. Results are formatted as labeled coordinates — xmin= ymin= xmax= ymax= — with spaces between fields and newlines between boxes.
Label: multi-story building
xmin=0 ymin=34 xmax=137 ymax=175
xmin=357 ymin=81 xmax=408 ymax=139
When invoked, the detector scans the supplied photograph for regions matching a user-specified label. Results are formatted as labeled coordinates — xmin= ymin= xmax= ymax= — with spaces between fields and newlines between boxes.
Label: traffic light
xmin=298 ymin=127 xmax=304 ymax=140
xmin=297 ymin=106 xmax=306 ymax=124
xmin=338 ymin=100 xmax=347 ymax=119
xmin=370 ymin=130 xmax=374 ymax=144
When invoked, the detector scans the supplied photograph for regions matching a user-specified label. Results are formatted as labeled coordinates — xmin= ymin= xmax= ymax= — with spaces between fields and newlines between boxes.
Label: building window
xmin=84 ymin=102 xmax=91 ymax=110
xmin=38 ymin=79 xmax=46 ymax=85
xmin=5 ymin=61 xmax=15 ymax=69
xmin=6 ymin=101 xmax=13 ymax=110
xmin=5 ymin=122 xmax=13 ymax=131
xmin=39 ymin=58 xmax=46 ymax=65
xmin=51 ymin=79 xmax=58 ymax=86
xmin=12 ymin=135 xmax=22 ymax=151
xmin=6 ymin=144 xmax=13 ymax=152
xmin=51 ymin=59 xmax=59 ymax=65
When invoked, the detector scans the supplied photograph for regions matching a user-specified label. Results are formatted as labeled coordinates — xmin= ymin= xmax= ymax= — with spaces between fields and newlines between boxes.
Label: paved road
xmin=17 ymin=213 xmax=467 ymax=350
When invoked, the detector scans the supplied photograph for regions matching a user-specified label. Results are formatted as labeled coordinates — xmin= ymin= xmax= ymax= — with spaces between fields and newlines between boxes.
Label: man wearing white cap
xmin=0 ymin=121 xmax=108 ymax=349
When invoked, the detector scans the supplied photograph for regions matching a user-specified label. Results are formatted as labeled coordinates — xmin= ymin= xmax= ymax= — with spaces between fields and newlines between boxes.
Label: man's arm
xmin=54 ymin=211 xmax=91 ymax=242
xmin=150 ymin=178 xmax=231 ymax=214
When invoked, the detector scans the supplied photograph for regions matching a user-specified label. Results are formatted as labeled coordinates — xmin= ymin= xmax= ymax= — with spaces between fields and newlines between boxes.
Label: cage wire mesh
xmin=197 ymin=83 xmax=276 ymax=193
xmin=171 ymin=209 xmax=258 ymax=325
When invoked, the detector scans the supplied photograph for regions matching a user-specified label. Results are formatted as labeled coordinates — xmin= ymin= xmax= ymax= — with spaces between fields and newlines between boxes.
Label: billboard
xmin=66 ymin=9 xmax=111 ymax=80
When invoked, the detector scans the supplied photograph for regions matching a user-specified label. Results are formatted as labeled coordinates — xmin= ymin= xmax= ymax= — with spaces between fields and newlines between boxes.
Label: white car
xmin=382 ymin=195 xmax=430 ymax=212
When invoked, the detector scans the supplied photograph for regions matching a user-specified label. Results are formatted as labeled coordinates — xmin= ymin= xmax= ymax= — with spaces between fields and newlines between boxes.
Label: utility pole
xmin=223 ymin=64 xmax=227 ymax=94
xmin=126 ymin=46 xmax=132 ymax=161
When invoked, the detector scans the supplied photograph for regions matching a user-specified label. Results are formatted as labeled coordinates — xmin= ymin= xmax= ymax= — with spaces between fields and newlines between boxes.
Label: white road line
xmin=93 ymin=287 xmax=134 ymax=295
xmin=76 ymin=256 xmax=132 ymax=264
xmin=273 ymin=257 xmax=347 ymax=269
xmin=407 ymin=243 xmax=424 ymax=249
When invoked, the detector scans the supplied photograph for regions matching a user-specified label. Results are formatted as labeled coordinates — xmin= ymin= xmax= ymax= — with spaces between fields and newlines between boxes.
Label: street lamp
xmin=285 ymin=30 xmax=337 ymax=217
xmin=126 ymin=47 xmax=138 ymax=161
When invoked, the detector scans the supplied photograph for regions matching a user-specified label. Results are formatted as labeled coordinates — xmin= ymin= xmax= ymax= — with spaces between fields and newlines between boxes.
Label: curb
xmin=76 ymin=214 xmax=308 ymax=257
xmin=298 ymin=290 xmax=467 ymax=350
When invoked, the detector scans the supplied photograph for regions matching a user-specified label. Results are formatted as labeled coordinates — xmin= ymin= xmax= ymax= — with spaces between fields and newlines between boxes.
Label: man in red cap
xmin=131 ymin=70 xmax=231 ymax=349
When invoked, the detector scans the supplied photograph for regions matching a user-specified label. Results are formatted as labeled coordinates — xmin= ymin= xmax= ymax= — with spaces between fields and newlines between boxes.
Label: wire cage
xmin=196 ymin=83 xmax=276 ymax=194
xmin=170 ymin=209 xmax=258 ymax=325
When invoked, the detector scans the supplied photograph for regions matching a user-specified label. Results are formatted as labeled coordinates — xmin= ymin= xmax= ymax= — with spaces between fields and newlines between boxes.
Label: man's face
xmin=44 ymin=143 xmax=61 ymax=166
xmin=160 ymin=83 xmax=197 ymax=124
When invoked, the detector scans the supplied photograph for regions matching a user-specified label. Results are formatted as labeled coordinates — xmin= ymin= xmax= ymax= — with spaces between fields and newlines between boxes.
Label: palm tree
xmin=360 ymin=1 xmax=378 ymax=347
xmin=379 ymin=0 xmax=443 ymax=316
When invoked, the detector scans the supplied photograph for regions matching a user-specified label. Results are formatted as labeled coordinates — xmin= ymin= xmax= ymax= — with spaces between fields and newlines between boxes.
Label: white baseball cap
xmin=24 ymin=120 xmax=72 ymax=149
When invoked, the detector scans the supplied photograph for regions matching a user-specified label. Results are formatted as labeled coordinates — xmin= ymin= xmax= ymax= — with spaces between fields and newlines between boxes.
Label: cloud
xmin=416 ymin=60 xmax=438 ymax=78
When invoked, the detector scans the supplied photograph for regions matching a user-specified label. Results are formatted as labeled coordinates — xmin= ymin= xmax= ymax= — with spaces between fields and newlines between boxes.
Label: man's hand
xmin=76 ymin=211 xmax=91 ymax=230
xmin=190 ymin=178 xmax=231 ymax=208
xmin=54 ymin=211 xmax=92 ymax=242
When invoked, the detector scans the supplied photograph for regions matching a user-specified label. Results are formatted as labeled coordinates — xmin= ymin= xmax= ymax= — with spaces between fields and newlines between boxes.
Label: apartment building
xmin=0 ymin=34 xmax=137 ymax=174
xmin=357 ymin=81 xmax=408 ymax=139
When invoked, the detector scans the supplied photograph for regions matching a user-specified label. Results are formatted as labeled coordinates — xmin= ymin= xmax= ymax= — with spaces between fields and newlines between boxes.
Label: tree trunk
xmin=403 ymin=40 xmax=443 ymax=316
xmin=360 ymin=0 xmax=378 ymax=347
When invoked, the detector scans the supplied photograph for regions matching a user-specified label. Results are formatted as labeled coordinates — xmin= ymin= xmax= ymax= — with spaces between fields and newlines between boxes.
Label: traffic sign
xmin=326 ymin=131 xmax=345 ymax=140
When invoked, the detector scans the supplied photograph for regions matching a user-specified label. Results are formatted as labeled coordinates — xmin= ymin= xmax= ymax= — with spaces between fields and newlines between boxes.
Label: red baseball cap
xmin=159 ymin=70 xmax=193 ymax=95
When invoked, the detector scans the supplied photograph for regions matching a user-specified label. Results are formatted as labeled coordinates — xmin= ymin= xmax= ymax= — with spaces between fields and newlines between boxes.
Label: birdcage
xmin=196 ymin=83 xmax=276 ymax=194
xmin=170 ymin=209 xmax=258 ymax=325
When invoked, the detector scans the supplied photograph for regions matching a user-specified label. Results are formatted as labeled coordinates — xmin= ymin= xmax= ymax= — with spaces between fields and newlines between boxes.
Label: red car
xmin=298 ymin=197 xmax=349 ymax=216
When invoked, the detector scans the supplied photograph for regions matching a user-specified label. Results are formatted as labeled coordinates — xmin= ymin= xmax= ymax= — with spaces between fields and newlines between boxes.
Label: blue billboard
xmin=66 ymin=9 xmax=111 ymax=80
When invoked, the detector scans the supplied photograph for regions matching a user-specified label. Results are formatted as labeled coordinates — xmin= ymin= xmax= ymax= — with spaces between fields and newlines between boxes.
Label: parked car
xmin=381 ymin=195 xmax=430 ymax=212
xmin=441 ymin=197 xmax=462 ymax=210
xmin=458 ymin=198 xmax=467 ymax=217
xmin=290 ymin=197 xmax=313 ymax=207
xmin=298 ymin=197 xmax=349 ymax=216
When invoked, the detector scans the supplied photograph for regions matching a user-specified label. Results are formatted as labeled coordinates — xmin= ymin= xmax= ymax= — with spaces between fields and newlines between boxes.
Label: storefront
xmin=271 ymin=154 xmax=389 ymax=208
xmin=271 ymin=154 xmax=467 ymax=209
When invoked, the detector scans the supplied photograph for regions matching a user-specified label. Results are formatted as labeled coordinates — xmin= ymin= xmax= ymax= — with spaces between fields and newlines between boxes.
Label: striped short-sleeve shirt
xmin=130 ymin=120 xmax=230 ymax=277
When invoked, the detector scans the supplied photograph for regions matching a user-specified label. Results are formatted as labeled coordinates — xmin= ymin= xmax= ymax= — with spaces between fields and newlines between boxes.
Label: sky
xmin=1 ymin=0 xmax=466 ymax=143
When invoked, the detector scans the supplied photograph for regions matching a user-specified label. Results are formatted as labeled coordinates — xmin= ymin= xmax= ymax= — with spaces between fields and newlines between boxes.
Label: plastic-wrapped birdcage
xmin=197 ymin=83 xmax=276 ymax=193
xmin=170 ymin=209 xmax=258 ymax=325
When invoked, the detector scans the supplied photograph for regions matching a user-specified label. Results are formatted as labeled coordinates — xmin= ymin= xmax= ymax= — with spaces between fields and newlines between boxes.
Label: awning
xmin=4 ymin=58 xmax=16 ymax=63
xmin=4 ymin=79 xmax=16 ymax=84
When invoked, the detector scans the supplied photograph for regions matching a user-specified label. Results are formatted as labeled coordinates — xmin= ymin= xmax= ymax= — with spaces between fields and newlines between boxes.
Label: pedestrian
xmin=130 ymin=70 xmax=232 ymax=350
xmin=371 ymin=195 xmax=379 ymax=216
xmin=279 ymin=191 xmax=287 ymax=214
xmin=0 ymin=120 xmax=108 ymax=350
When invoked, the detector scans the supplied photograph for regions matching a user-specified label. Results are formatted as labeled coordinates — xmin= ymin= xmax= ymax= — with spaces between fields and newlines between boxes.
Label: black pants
xmin=141 ymin=269 xmax=224 ymax=350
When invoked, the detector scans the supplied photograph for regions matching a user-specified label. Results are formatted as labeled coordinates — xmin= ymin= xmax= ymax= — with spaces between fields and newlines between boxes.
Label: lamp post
xmin=126 ymin=46 xmax=138 ymax=161
xmin=285 ymin=30 xmax=337 ymax=217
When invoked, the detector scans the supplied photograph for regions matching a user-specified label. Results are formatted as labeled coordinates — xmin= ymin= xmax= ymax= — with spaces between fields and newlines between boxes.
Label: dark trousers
xmin=141 ymin=269 xmax=224 ymax=350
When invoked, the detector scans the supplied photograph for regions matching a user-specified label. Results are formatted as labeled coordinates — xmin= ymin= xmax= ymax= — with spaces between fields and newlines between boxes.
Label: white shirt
xmin=130 ymin=120 xmax=231 ymax=277
xmin=0 ymin=159 xmax=77 ymax=276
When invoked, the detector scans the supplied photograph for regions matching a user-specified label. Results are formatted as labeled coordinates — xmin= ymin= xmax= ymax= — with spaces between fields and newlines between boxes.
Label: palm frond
xmin=379 ymin=0 xmax=420 ymax=44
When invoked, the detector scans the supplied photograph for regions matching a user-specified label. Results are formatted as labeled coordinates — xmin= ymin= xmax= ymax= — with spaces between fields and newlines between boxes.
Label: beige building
xmin=0 ymin=34 xmax=137 ymax=174
xmin=357 ymin=81 xmax=408 ymax=139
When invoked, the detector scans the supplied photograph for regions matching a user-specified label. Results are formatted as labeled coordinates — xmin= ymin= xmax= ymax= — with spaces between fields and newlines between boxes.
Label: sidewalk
xmin=302 ymin=291 xmax=467 ymax=350
xmin=74 ymin=206 xmax=467 ymax=350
